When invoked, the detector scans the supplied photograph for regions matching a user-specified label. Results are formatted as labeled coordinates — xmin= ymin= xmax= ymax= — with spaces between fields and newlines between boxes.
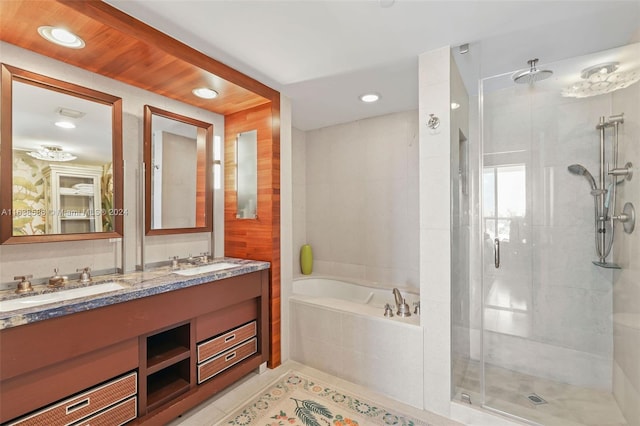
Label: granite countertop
xmin=0 ymin=257 xmax=270 ymax=330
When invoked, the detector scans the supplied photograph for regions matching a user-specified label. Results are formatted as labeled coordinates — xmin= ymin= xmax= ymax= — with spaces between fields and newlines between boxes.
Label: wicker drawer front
xmin=7 ymin=372 xmax=137 ymax=426
xmin=197 ymin=321 xmax=256 ymax=363
xmin=72 ymin=397 xmax=137 ymax=426
xmin=198 ymin=338 xmax=257 ymax=384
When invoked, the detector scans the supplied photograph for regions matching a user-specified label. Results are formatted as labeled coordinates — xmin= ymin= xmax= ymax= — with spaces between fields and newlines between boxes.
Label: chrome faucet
xmin=392 ymin=288 xmax=411 ymax=317
xmin=199 ymin=252 xmax=211 ymax=264
xmin=77 ymin=267 xmax=92 ymax=284
xmin=392 ymin=288 xmax=403 ymax=307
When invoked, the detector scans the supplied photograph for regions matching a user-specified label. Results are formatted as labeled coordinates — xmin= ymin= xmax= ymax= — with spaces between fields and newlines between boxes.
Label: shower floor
xmin=453 ymin=358 xmax=628 ymax=426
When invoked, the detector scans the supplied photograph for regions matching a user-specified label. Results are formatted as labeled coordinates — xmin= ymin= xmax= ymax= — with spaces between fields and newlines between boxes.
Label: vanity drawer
xmin=6 ymin=372 xmax=137 ymax=426
xmin=197 ymin=321 xmax=256 ymax=363
xmin=197 ymin=338 xmax=257 ymax=384
xmin=72 ymin=396 xmax=137 ymax=426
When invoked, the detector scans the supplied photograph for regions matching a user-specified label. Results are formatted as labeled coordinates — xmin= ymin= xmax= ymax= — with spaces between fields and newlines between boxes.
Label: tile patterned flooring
xmin=452 ymin=358 xmax=629 ymax=426
xmin=168 ymin=361 xmax=462 ymax=426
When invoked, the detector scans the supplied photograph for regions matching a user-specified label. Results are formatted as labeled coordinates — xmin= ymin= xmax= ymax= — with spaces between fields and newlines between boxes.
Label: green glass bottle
xmin=300 ymin=244 xmax=313 ymax=275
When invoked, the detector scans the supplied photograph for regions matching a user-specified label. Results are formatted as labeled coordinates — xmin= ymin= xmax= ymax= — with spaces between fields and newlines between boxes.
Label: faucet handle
xmin=14 ymin=274 xmax=33 ymax=280
xmin=76 ymin=267 xmax=92 ymax=283
xmin=14 ymin=275 xmax=34 ymax=294
xmin=169 ymin=256 xmax=179 ymax=269
xmin=384 ymin=303 xmax=394 ymax=317
xmin=413 ymin=301 xmax=421 ymax=315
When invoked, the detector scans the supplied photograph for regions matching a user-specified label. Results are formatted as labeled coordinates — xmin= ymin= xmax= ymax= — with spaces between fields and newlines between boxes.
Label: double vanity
xmin=0 ymin=258 xmax=270 ymax=425
xmin=0 ymin=3 xmax=283 ymax=425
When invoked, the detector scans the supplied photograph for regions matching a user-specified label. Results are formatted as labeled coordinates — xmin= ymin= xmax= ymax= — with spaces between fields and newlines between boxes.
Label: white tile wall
xmin=419 ymin=46 xmax=453 ymax=418
xmin=303 ymin=110 xmax=420 ymax=290
xmin=281 ymin=95 xmax=294 ymax=363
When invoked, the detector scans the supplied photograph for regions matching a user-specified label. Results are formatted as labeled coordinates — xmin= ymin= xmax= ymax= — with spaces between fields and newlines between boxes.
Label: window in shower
xmin=482 ymin=164 xmax=526 ymax=242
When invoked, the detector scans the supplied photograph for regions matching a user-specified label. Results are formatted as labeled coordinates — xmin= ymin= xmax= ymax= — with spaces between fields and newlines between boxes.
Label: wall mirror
xmin=144 ymin=105 xmax=213 ymax=235
xmin=236 ymin=130 xmax=258 ymax=219
xmin=0 ymin=64 xmax=123 ymax=244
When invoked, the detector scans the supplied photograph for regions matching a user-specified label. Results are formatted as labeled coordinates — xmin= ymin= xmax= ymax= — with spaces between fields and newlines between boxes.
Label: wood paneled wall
xmin=225 ymin=101 xmax=281 ymax=367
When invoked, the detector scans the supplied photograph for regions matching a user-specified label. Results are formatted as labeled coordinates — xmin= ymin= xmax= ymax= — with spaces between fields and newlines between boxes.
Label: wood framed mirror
xmin=0 ymin=64 xmax=124 ymax=244
xmin=143 ymin=105 xmax=213 ymax=235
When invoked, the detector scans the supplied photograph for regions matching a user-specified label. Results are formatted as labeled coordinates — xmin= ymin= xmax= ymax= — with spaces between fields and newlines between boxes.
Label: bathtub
xmin=292 ymin=276 xmax=420 ymax=323
xmin=290 ymin=276 xmax=424 ymax=408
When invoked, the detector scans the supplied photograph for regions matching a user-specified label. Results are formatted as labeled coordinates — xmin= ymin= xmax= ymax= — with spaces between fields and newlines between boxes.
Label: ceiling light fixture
xmin=28 ymin=145 xmax=77 ymax=162
xmin=580 ymin=62 xmax=619 ymax=79
xmin=192 ymin=87 xmax=219 ymax=99
xmin=37 ymin=26 xmax=85 ymax=49
xmin=54 ymin=121 xmax=76 ymax=129
xmin=58 ymin=107 xmax=85 ymax=119
xmin=562 ymin=62 xmax=640 ymax=98
xmin=359 ymin=93 xmax=380 ymax=103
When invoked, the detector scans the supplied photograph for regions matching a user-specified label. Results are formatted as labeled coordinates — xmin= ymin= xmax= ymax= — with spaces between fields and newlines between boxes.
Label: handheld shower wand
xmin=567 ymin=164 xmax=597 ymax=191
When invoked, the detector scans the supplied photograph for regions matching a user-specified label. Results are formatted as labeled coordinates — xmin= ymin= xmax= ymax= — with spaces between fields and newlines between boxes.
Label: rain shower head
xmin=568 ymin=164 xmax=597 ymax=190
xmin=513 ymin=59 xmax=553 ymax=84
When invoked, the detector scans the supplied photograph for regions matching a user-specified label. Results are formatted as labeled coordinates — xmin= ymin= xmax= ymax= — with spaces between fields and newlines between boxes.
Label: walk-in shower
xmin=452 ymin=41 xmax=640 ymax=426
xmin=568 ymin=114 xmax=635 ymax=269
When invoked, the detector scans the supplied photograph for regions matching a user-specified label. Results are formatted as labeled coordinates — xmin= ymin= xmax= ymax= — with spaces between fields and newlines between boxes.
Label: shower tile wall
xmin=481 ymin=85 xmax=615 ymax=390
xmin=303 ymin=111 xmax=419 ymax=291
xmin=612 ymin=79 xmax=640 ymax=426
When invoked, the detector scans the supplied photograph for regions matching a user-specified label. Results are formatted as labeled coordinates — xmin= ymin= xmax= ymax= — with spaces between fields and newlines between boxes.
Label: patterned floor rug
xmin=221 ymin=371 xmax=434 ymax=426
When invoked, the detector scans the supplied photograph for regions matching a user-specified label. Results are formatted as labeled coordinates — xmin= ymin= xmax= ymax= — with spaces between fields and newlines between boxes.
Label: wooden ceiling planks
xmin=0 ymin=0 xmax=276 ymax=116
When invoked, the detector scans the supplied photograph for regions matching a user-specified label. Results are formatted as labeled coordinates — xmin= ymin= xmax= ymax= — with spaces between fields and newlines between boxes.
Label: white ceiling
xmin=104 ymin=0 xmax=640 ymax=130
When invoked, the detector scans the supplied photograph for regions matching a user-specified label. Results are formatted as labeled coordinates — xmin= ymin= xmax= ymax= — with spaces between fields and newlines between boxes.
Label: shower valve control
xmin=608 ymin=162 xmax=633 ymax=181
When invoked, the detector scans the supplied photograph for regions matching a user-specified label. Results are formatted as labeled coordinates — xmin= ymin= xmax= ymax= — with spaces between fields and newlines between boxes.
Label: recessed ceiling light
xmin=55 ymin=121 xmax=76 ymax=129
xmin=359 ymin=93 xmax=380 ymax=103
xmin=192 ymin=87 xmax=219 ymax=99
xmin=38 ymin=26 xmax=85 ymax=49
xmin=451 ymin=102 xmax=461 ymax=110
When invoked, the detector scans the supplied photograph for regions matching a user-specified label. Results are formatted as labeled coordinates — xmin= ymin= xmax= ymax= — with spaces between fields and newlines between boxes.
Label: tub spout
xmin=392 ymin=287 xmax=411 ymax=317
xmin=392 ymin=288 xmax=403 ymax=307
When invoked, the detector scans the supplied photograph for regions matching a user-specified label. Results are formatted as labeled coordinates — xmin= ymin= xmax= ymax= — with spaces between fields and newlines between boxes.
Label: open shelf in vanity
xmin=141 ymin=322 xmax=194 ymax=413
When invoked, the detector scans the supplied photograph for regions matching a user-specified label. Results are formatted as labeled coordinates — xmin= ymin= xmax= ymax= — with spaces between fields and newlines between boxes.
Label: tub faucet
xmin=392 ymin=288 xmax=411 ymax=317
xmin=392 ymin=288 xmax=403 ymax=307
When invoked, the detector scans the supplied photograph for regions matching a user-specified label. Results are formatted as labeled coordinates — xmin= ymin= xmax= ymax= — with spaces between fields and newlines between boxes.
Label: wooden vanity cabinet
xmin=0 ymin=269 xmax=269 ymax=426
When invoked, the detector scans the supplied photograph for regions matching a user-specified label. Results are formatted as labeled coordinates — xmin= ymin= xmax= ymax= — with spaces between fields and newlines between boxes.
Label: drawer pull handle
xmin=224 ymin=334 xmax=236 ymax=343
xmin=225 ymin=352 xmax=236 ymax=362
xmin=66 ymin=397 xmax=90 ymax=414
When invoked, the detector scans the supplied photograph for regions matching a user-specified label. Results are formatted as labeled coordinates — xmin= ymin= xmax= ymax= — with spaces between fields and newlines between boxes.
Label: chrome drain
xmin=527 ymin=393 xmax=547 ymax=405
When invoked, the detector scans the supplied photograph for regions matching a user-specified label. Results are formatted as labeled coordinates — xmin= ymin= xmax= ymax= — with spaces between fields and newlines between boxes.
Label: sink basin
xmin=0 ymin=281 xmax=128 ymax=313
xmin=172 ymin=262 xmax=238 ymax=276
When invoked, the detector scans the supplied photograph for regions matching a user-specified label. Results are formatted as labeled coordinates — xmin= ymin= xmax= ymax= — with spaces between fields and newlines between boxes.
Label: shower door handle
xmin=494 ymin=238 xmax=500 ymax=269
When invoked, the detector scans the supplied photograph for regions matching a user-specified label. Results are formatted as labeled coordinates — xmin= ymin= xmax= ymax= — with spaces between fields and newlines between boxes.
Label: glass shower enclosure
xmin=453 ymin=42 xmax=639 ymax=426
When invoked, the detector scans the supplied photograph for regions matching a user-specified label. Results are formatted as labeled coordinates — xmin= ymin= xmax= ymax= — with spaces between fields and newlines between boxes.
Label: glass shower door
xmin=478 ymin=49 xmax=629 ymax=425
xmin=481 ymin=135 xmax=535 ymax=419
